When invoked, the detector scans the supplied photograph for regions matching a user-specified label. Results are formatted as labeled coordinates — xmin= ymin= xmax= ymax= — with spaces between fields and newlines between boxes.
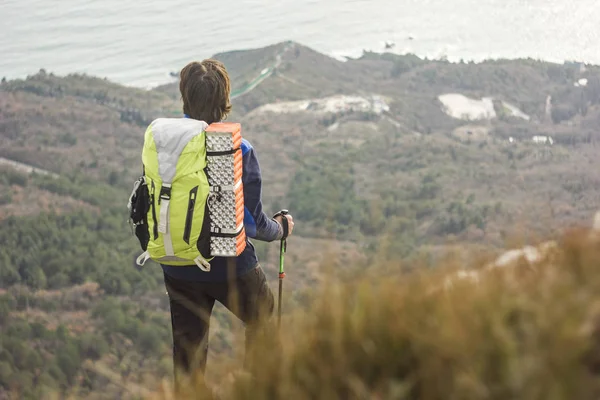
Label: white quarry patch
xmin=501 ymin=101 xmax=530 ymax=121
xmin=253 ymin=94 xmax=390 ymax=115
xmin=438 ymin=94 xmax=530 ymax=121
xmin=438 ymin=94 xmax=496 ymax=120
xmin=372 ymin=95 xmax=391 ymax=114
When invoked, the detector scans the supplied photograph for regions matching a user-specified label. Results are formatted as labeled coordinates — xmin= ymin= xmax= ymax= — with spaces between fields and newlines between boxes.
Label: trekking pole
xmin=273 ymin=209 xmax=289 ymax=330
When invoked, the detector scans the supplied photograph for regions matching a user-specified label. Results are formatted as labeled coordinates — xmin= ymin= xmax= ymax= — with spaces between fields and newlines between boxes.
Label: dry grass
xmin=145 ymin=222 xmax=600 ymax=400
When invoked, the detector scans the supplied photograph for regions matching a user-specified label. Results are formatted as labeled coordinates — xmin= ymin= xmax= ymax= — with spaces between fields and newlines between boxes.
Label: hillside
xmin=1 ymin=41 xmax=600 ymax=398
xmin=151 ymin=223 xmax=600 ymax=400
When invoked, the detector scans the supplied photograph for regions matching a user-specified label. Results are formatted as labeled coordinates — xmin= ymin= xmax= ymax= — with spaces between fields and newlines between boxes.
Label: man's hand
xmin=274 ymin=213 xmax=294 ymax=237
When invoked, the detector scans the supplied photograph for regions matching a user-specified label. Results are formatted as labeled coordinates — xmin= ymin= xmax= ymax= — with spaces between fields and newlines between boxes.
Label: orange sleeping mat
xmin=205 ymin=122 xmax=246 ymax=257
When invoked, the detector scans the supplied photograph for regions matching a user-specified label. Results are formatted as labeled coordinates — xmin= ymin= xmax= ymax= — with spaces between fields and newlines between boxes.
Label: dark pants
xmin=163 ymin=264 xmax=274 ymax=380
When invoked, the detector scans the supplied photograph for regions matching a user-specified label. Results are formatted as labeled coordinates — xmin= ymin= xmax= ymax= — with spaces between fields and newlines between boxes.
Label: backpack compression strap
xmin=157 ymin=183 xmax=175 ymax=256
xmin=157 ymin=184 xmax=171 ymax=233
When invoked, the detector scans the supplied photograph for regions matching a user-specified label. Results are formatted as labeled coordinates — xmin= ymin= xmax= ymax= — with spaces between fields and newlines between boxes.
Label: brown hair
xmin=179 ymin=59 xmax=232 ymax=124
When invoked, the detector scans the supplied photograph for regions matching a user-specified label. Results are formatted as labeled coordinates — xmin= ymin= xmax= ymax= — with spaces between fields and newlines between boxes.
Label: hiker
xmin=161 ymin=59 xmax=295 ymax=383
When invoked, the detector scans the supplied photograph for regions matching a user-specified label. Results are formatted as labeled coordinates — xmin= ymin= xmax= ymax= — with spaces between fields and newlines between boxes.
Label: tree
xmin=0 ymin=361 xmax=13 ymax=387
xmin=6 ymin=320 xmax=32 ymax=340
xmin=25 ymin=266 xmax=47 ymax=289
xmin=48 ymin=362 xmax=67 ymax=387
xmin=0 ymin=302 xmax=9 ymax=325
xmin=8 ymin=340 xmax=33 ymax=370
xmin=138 ymin=326 xmax=161 ymax=354
xmin=586 ymin=76 xmax=600 ymax=105
xmin=0 ymin=251 xmax=20 ymax=286
xmin=103 ymin=308 xmax=126 ymax=332
xmin=56 ymin=343 xmax=81 ymax=384
xmin=31 ymin=322 xmax=50 ymax=339
xmin=48 ymin=272 xmax=69 ymax=289
xmin=9 ymin=371 xmax=34 ymax=397
xmin=78 ymin=333 xmax=109 ymax=360
xmin=551 ymin=105 xmax=577 ymax=124
xmin=56 ymin=324 xmax=69 ymax=342
xmin=391 ymin=59 xmax=413 ymax=77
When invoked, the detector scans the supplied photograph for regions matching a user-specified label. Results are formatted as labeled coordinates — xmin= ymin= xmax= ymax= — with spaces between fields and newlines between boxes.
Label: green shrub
xmin=0 ymin=167 xmax=28 ymax=186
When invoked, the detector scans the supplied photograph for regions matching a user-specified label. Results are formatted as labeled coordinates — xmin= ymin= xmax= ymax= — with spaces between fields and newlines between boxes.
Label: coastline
xmin=2 ymin=41 xmax=595 ymax=92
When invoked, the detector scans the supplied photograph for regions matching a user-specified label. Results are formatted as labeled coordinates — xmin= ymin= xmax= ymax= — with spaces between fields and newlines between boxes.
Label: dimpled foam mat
xmin=205 ymin=123 xmax=246 ymax=257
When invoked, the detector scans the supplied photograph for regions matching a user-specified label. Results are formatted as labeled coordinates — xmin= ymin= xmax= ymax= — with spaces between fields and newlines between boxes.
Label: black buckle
xmin=159 ymin=185 xmax=171 ymax=204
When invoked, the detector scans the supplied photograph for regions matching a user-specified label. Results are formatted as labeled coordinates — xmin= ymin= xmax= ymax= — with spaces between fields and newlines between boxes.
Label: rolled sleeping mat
xmin=205 ymin=122 xmax=246 ymax=257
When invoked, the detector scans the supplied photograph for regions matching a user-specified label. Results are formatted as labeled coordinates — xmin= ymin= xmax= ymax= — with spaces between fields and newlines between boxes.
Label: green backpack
xmin=127 ymin=117 xmax=245 ymax=271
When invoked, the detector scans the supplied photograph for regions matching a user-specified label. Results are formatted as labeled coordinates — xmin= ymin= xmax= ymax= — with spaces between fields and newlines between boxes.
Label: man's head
xmin=179 ymin=59 xmax=232 ymax=124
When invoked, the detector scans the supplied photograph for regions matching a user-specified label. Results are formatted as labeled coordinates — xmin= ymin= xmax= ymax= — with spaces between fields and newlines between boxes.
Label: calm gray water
xmin=2 ymin=0 xmax=599 ymax=88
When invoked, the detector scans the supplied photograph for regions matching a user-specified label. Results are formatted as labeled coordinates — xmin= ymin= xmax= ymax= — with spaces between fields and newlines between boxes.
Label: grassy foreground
xmin=147 ymin=222 xmax=600 ymax=400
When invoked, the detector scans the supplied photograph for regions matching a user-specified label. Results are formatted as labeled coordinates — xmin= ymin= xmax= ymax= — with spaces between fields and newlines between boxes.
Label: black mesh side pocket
xmin=128 ymin=177 xmax=150 ymax=251
xmin=135 ymin=223 xmax=150 ymax=251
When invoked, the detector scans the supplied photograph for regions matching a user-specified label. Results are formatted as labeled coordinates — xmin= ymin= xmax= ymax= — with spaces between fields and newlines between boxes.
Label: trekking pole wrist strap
xmin=273 ymin=209 xmax=289 ymax=240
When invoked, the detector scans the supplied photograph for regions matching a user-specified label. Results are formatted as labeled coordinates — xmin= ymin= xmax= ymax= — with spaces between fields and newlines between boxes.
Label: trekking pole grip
xmin=273 ymin=209 xmax=289 ymax=280
xmin=273 ymin=209 xmax=289 ymax=241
